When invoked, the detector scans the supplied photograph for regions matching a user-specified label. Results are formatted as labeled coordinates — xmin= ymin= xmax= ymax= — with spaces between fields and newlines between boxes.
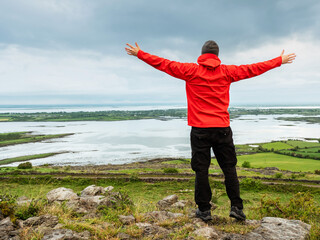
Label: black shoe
xmin=229 ymin=206 xmax=246 ymax=221
xmin=196 ymin=208 xmax=212 ymax=221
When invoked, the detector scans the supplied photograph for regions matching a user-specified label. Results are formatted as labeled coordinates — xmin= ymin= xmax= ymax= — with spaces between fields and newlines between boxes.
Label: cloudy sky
xmin=0 ymin=0 xmax=319 ymax=106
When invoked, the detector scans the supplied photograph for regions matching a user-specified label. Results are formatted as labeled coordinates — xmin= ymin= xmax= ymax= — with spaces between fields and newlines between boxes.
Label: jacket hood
xmin=197 ymin=53 xmax=221 ymax=68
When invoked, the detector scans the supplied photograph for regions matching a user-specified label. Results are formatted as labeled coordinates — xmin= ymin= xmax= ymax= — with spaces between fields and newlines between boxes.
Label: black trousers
xmin=191 ymin=126 xmax=243 ymax=211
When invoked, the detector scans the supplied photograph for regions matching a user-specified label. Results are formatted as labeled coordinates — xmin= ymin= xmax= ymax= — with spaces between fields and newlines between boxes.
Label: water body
xmin=0 ymin=105 xmax=319 ymax=167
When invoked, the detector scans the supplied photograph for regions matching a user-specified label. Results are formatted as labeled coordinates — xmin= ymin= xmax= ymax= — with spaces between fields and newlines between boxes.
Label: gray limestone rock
xmin=170 ymin=200 xmax=186 ymax=209
xmin=0 ymin=217 xmax=20 ymax=240
xmin=136 ymin=222 xmax=169 ymax=236
xmin=42 ymin=229 xmax=91 ymax=240
xmin=42 ymin=229 xmax=90 ymax=240
xmin=118 ymin=214 xmax=135 ymax=225
xmin=104 ymin=186 xmax=114 ymax=192
xmin=46 ymin=187 xmax=79 ymax=203
xmin=193 ymin=227 xmax=219 ymax=239
xmin=157 ymin=194 xmax=178 ymax=209
xmin=244 ymin=217 xmax=311 ymax=240
xmin=0 ymin=217 xmax=14 ymax=232
xmin=144 ymin=211 xmax=183 ymax=222
xmin=23 ymin=214 xmax=59 ymax=228
xmin=222 ymin=217 xmax=311 ymax=240
xmin=117 ymin=232 xmax=131 ymax=240
xmin=80 ymin=185 xmax=105 ymax=197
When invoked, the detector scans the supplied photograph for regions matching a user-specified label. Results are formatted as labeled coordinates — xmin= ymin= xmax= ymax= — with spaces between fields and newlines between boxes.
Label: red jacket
xmin=137 ymin=50 xmax=282 ymax=128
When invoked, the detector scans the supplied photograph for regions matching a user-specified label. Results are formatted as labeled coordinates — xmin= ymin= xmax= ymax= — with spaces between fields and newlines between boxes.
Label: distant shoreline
xmin=0 ymin=104 xmax=320 ymax=114
xmin=0 ymin=108 xmax=319 ymax=123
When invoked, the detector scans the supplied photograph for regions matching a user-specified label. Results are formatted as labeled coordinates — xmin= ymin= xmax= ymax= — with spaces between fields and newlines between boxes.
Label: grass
xmin=0 ymin=132 xmax=73 ymax=147
xmin=286 ymin=140 xmax=320 ymax=148
xmin=235 ymin=144 xmax=259 ymax=153
xmin=237 ymin=152 xmax=320 ymax=172
xmin=260 ymin=141 xmax=293 ymax=151
xmin=0 ymin=152 xmax=67 ymax=166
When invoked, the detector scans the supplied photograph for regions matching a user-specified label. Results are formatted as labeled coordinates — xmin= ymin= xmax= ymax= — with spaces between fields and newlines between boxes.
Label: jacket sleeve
xmin=225 ymin=56 xmax=282 ymax=83
xmin=137 ymin=50 xmax=197 ymax=81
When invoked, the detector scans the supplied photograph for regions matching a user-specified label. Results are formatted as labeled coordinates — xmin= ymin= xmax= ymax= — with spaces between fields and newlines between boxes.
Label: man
xmin=125 ymin=41 xmax=296 ymax=221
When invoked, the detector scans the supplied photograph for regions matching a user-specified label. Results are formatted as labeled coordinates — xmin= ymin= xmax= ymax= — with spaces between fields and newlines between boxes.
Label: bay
xmin=0 ymin=113 xmax=319 ymax=167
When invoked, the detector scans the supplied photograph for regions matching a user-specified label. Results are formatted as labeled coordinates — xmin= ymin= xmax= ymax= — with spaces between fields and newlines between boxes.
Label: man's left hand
xmin=125 ymin=42 xmax=141 ymax=57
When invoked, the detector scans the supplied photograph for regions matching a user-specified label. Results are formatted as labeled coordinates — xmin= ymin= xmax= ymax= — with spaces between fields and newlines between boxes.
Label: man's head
xmin=201 ymin=40 xmax=219 ymax=56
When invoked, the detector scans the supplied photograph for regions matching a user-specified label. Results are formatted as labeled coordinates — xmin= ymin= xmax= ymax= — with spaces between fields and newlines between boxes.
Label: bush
xmin=97 ymin=191 xmax=134 ymax=223
xmin=315 ymin=170 xmax=320 ymax=175
xmin=258 ymin=192 xmax=320 ymax=223
xmin=241 ymin=161 xmax=251 ymax=168
xmin=0 ymin=194 xmax=17 ymax=221
xmin=290 ymin=173 xmax=297 ymax=179
xmin=240 ymin=178 xmax=264 ymax=191
xmin=163 ymin=168 xmax=179 ymax=174
xmin=15 ymin=199 xmax=43 ymax=220
xmin=274 ymin=172 xmax=283 ymax=179
xmin=17 ymin=162 xmax=32 ymax=169
xmin=129 ymin=173 xmax=140 ymax=182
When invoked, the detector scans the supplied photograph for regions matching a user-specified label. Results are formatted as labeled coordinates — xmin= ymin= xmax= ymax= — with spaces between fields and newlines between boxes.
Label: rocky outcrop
xmin=59 ymin=185 xmax=122 ymax=216
xmin=0 ymin=186 xmax=312 ymax=240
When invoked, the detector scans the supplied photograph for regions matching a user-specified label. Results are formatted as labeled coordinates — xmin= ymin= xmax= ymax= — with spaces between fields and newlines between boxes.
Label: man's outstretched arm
xmin=125 ymin=42 xmax=197 ymax=81
xmin=227 ymin=50 xmax=296 ymax=82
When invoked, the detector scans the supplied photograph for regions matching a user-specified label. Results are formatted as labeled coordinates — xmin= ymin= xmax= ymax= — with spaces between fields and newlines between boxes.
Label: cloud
xmin=227 ymin=34 xmax=320 ymax=104
xmin=0 ymin=0 xmax=319 ymax=105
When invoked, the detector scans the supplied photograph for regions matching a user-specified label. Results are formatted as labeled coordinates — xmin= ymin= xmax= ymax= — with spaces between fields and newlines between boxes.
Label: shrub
xmin=258 ymin=192 xmax=320 ymax=223
xmin=15 ymin=199 xmax=43 ymax=220
xmin=240 ymin=178 xmax=264 ymax=191
xmin=129 ymin=173 xmax=140 ymax=182
xmin=0 ymin=194 xmax=17 ymax=221
xmin=274 ymin=172 xmax=283 ymax=179
xmin=17 ymin=162 xmax=32 ymax=169
xmin=97 ymin=191 xmax=134 ymax=223
xmin=241 ymin=161 xmax=251 ymax=168
xmin=290 ymin=173 xmax=297 ymax=179
xmin=163 ymin=168 xmax=179 ymax=174
xmin=315 ymin=170 xmax=320 ymax=175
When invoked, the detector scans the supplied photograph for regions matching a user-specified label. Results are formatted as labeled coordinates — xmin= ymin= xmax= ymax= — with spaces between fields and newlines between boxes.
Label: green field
xmin=0 ymin=152 xmax=67 ymax=166
xmin=286 ymin=140 xmax=320 ymax=148
xmin=260 ymin=141 xmax=293 ymax=151
xmin=237 ymin=152 xmax=320 ymax=172
xmin=0 ymin=132 xmax=73 ymax=147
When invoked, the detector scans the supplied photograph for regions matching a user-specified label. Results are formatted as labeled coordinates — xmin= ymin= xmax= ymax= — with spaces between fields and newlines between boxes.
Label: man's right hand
xmin=281 ymin=50 xmax=296 ymax=64
xmin=125 ymin=42 xmax=141 ymax=57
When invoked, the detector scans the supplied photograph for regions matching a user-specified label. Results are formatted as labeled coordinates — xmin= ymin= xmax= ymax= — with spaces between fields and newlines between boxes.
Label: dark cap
xmin=201 ymin=40 xmax=219 ymax=56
